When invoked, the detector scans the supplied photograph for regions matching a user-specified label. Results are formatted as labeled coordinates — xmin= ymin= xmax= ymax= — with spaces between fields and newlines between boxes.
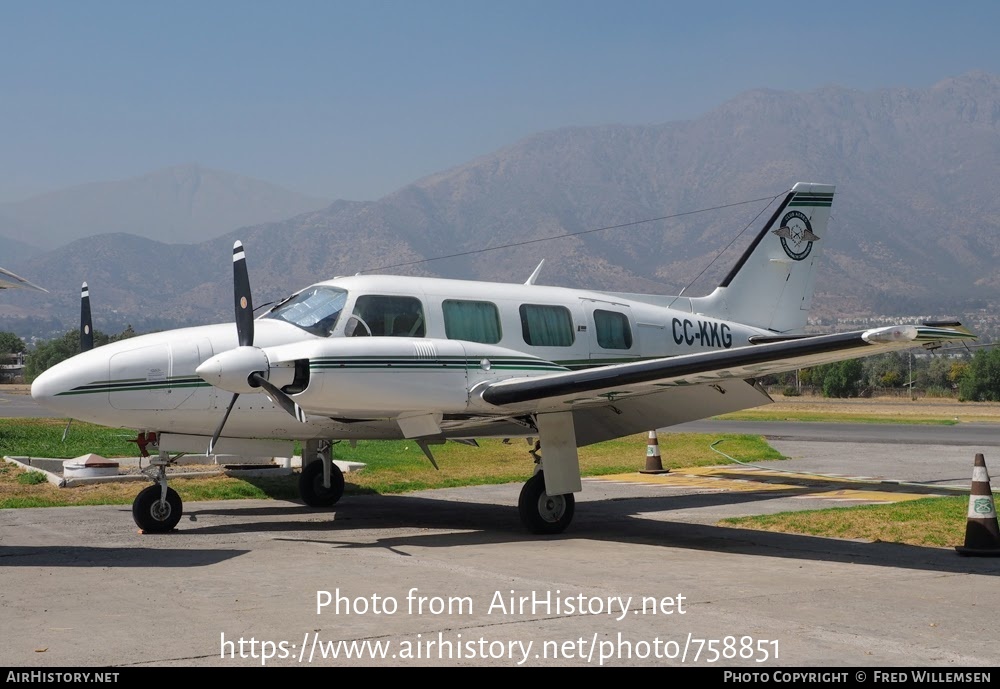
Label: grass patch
xmin=0 ymin=418 xmax=143 ymax=459
xmin=0 ymin=428 xmax=780 ymax=508
xmin=2 ymin=417 xmax=979 ymax=550
xmin=16 ymin=470 xmax=48 ymax=485
xmin=719 ymin=496 xmax=975 ymax=548
xmin=327 ymin=433 xmax=781 ymax=494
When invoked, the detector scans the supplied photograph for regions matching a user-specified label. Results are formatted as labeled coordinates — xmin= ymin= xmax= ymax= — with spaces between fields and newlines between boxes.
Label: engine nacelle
xmin=258 ymin=337 xmax=560 ymax=418
xmin=196 ymin=346 xmax=271 ymax=394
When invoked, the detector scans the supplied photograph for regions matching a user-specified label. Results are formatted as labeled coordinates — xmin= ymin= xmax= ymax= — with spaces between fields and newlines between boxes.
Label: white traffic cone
xmin=956 ymin=453 xmax=1000 ymax=557
xmin=640 ymin=430 xmax=669 ymax=475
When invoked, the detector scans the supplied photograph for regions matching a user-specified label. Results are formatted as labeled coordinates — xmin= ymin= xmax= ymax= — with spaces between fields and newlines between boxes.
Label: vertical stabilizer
xmin=689 ymin=182 xmax=834 ymax=333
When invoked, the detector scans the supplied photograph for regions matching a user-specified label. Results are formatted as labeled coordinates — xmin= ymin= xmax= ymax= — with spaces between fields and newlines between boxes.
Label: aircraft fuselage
xmin=30 ymin=274 xmax=770 ymax=443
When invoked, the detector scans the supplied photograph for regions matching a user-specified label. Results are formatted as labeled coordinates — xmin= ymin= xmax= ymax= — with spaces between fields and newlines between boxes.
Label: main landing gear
xmin=516 ymin=438 xmax=575 ymax=535
xmin=518 ymin=471 xmax=574 ymax=535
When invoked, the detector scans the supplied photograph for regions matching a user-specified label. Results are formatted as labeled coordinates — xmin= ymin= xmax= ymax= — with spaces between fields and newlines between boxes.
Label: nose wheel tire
xmin=132 ymin=485 xmax=183 ymax=533
xmin=518 ymin=471 xmax=574 ymax=535
xmin=299 ymin=459 xmax=345 ymax=507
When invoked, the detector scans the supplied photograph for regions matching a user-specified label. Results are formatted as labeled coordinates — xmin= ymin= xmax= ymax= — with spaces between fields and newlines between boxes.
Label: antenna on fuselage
xmin=524 ymin=259 xmax=545 ymax=285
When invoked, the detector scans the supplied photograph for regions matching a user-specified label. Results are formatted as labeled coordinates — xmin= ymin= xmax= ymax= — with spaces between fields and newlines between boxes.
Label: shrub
xmin=923 ymin=386 xmax=955 ymax=399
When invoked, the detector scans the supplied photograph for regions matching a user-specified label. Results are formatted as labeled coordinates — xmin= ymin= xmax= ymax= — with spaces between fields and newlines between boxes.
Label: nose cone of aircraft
xmin=31 ymin=361 xmax=74 ymax=413
xmin=30 ymin=352 xmax=103 ymax=417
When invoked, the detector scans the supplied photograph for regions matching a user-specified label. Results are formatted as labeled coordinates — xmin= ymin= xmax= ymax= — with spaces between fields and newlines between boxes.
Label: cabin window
xmin=442 ymin=300 xmax=502 ymax=344
xmin=346 ymin=295 xmax=425 ymax=337
xmin=594 ymin=309 xmax=633 ymax=350
xmin=262 ymin=286 xmax=348 ymax=337
xmin=519 ymin=304 xmax=574 ymax=347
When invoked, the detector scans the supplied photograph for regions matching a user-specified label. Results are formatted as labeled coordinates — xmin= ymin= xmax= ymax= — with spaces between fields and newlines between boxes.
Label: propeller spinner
xmin=196 ymin=241 xmax=306 ymax=455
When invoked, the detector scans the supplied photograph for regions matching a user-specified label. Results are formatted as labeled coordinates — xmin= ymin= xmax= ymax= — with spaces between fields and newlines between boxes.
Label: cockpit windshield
xmin=262 ymin=286 xmax=348 ymax=337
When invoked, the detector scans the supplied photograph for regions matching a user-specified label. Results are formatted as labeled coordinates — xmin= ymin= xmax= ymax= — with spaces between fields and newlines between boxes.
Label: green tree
xmin=948 ymin=361 xmax=969 ymax=384
xmin=0 ymin=331 xmax=26 ymax=355
xmin=861 ymin=352 xmax=907 ymax=390
xmin=958 ymin=348 xmax=1000 ymax=401
xmin=813 ymin=359 xmax=864 ymax=398
xmin=0 ymin=331 xmax=27 ymax=382
xmin=917 ymin=356 xmax=950 ymax=391
xmin=798 ymin=367 xmax=818 ymax=387
xmin=879 ymin=370 xmax=902 ymax=387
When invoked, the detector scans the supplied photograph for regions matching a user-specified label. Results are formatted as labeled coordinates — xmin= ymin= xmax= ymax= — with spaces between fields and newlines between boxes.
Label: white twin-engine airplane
xmin=31 ymin=182 xmax=975 ymax=535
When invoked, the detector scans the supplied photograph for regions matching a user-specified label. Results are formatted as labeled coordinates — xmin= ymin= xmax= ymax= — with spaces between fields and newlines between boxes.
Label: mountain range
xmin=0 ymin=164 xmax=329 ymax=249
xmin=1 ymin=71 xmax=998 ymax=339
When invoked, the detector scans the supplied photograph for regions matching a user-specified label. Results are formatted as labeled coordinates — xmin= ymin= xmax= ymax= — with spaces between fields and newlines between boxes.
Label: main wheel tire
xmin=518 ymin=471 xmax=574 ymax=535
xmin=299 ymin=460 xmax=345 ymax=507
xmin=132 ymin=485 xmax=183 ymax=533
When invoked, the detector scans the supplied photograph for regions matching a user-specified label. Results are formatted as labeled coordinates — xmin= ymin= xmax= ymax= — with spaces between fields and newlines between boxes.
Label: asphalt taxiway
xmin=2 ymin=423 xmax=1000 ymax=668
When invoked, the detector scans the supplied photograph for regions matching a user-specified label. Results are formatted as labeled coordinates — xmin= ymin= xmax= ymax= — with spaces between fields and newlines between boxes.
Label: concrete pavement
xmin=2 ymin=436 xmax=999 ymax=668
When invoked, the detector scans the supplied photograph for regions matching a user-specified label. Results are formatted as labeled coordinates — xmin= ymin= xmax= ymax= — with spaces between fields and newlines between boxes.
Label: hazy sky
xmin=3 ymin=0 xmax=998 ymax=203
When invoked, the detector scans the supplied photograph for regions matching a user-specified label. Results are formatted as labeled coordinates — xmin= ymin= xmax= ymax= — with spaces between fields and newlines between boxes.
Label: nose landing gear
xmin=298 ymin=439 xmax=345 ymax=507
xmin=132 ymin=453 xmax=183 ymax=533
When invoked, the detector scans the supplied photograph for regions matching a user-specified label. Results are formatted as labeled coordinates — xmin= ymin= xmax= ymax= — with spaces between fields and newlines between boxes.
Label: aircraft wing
xmin=469 ymin=323 xmax=975 ymax=445
xmin=0 ymin=267 xmax=47 ymax=292
xmin=480 ymin=323 xmax=973 ymax=408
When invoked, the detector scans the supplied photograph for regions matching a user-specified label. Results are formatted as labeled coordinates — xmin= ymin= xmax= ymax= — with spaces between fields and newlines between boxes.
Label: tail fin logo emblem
xmin=773 ymin=210 xmax=819 ymax=261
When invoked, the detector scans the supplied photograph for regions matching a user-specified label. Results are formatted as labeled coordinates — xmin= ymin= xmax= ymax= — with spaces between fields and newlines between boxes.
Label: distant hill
xmin=2 ymin=72 xmax=999 ymax=338
xmin=0 ymin=230 xmax=43 ymax=265
xmin=0 ymin=164 xmax=330 ymax=248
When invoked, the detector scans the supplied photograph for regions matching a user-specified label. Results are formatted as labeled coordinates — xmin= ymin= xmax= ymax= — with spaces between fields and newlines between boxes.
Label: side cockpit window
xmin=262 ymin=286 xmax=348 ymax=337
xmin=346 ymin=295 xmax=426 ymax=337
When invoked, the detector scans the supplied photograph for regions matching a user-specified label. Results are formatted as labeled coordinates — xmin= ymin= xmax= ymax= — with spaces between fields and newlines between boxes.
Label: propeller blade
xmin=80 ymin=282 xmax=93 ymax=352
xmin=233 ymin=241 xmax=254 ymax=347
xmin=61 ymin=419 xmax=73 ymax=443
xmin=250 ymin=372 xmax=307 ymax=423
xmin=208 ymin=392 xmax=240 ymax=455
xmin=207 ymin=241 xmax=299 ymax=455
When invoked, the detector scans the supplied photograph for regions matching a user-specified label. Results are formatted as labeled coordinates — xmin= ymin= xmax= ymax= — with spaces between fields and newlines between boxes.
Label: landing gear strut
xmin=298 ymin=440 xmax=344 ymax=507
xmin=132 ymin=453 xmax=183 ymax=532
xmin=516 ymin=414 xmax=579 ymax=535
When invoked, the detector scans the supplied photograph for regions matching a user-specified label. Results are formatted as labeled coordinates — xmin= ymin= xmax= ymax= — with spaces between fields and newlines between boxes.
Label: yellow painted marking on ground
xmin=589 ymin=469 xmax=948 ymax=502
xmin=796 ymin=489 xmax=933 ymax=503
xmin=591 ymin=471 xmax=794 ymax=492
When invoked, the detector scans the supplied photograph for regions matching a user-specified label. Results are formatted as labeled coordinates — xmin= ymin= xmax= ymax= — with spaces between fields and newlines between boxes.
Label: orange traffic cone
xmin=640 ymin=430 xmax=669 ymax=475
xmin=956 ymin=453 xmax=1000 ymax=557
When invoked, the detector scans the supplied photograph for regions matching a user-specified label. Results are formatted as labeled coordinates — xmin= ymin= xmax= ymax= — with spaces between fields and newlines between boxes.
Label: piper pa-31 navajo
xmin=31 ymin=183 xmax=975 ymax=534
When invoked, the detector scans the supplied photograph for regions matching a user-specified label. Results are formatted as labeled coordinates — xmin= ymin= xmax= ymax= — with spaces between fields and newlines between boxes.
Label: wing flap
xmin=571 ymin=379 xmax=772 ymax=446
